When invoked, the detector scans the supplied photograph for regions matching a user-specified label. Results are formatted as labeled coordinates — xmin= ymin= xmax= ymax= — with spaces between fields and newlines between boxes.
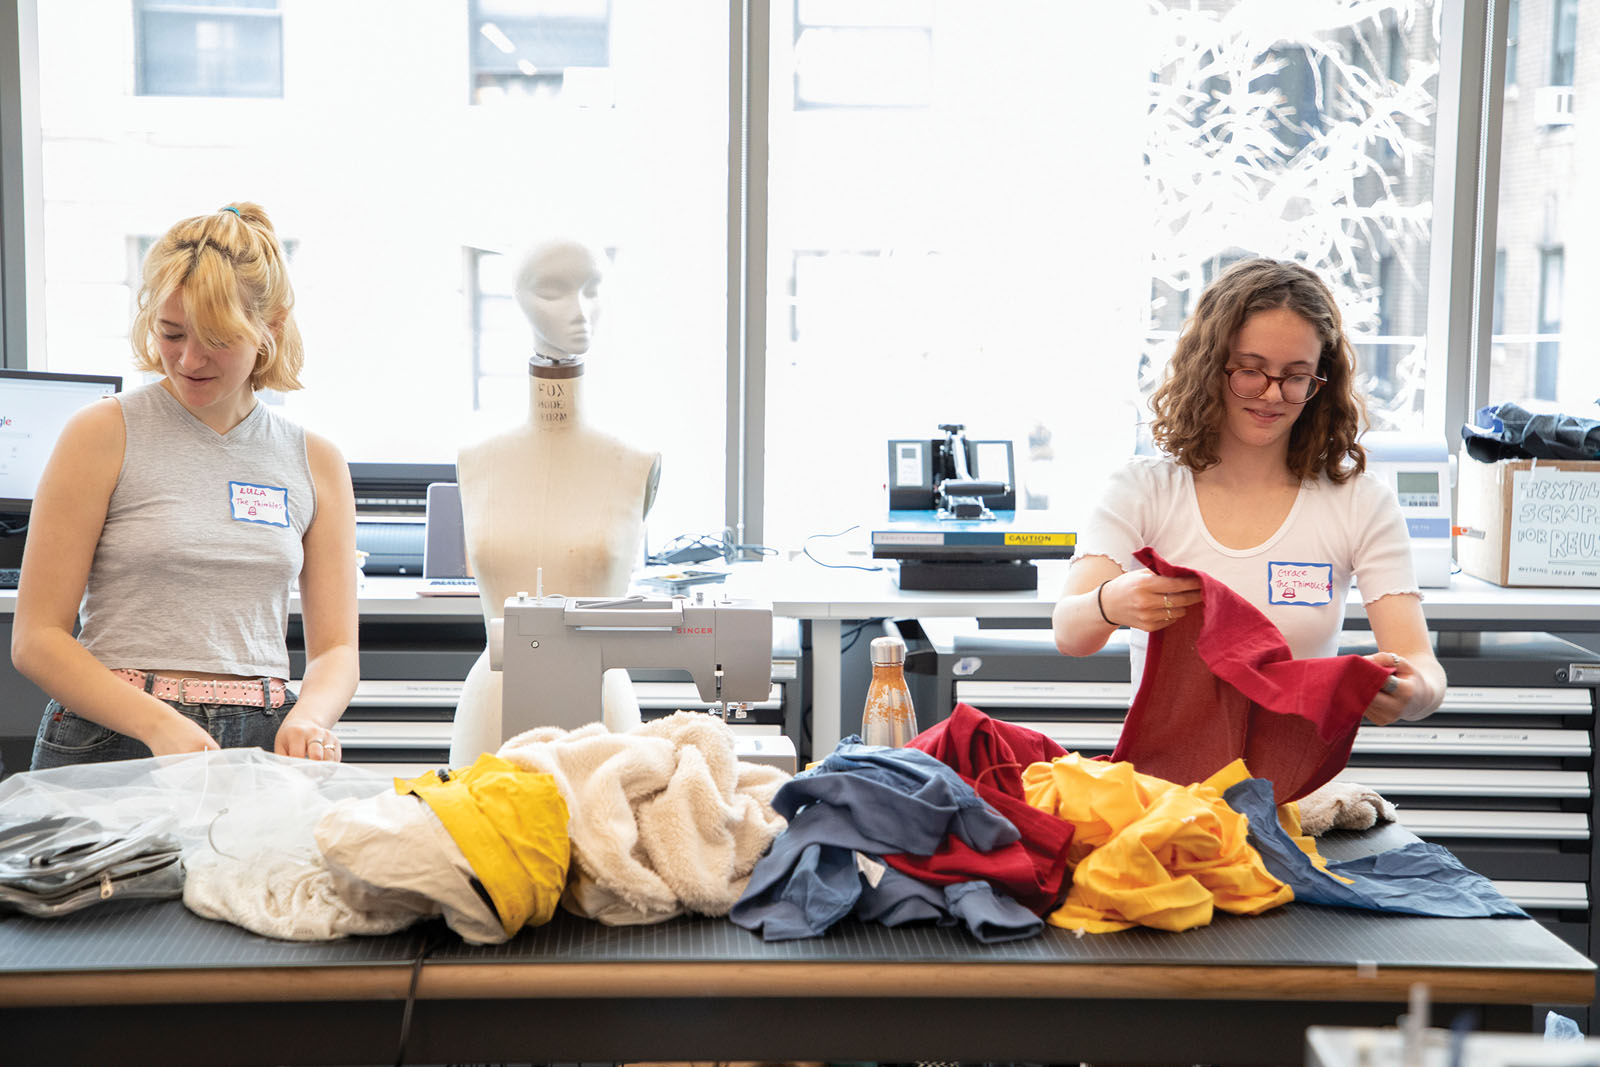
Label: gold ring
xmin=1165 ymin=607 xmax=1172 ymax=621
xmin=1163 ymin=595 xmax=1171 ymax=609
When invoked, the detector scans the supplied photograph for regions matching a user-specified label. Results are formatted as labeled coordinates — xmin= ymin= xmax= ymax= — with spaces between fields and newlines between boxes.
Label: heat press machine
xmin=873 ymin=423 xmax=1075 ymax=591
xmin=1363 ymin=431 xmax=1453 ymax=587
xmin=489 ymin=591 xmax=785 ymax=759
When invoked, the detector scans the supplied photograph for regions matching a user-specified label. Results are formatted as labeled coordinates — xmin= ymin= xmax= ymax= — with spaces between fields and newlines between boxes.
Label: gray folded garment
xmin=0 ymin=815 xmax=184 ymax=918
xmin=1295 ymin=779 xmax=1399 ymax=837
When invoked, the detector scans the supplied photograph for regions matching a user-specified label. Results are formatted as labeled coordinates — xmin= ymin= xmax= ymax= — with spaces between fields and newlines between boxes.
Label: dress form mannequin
xmin=450 ymin=239 xmax=661 ymax=763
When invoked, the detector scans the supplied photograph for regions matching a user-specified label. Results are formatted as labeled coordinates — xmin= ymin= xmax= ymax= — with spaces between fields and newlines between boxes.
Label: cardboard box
xmin=1455 ymin=446 xmax=1600 ymax=587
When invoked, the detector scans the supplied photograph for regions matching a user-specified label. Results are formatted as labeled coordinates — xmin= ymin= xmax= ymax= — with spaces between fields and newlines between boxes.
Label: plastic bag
xmin=0 ymin=748 xmax=394 ymax=859
xmin=0 ymin=815 xmax=184 ymax=917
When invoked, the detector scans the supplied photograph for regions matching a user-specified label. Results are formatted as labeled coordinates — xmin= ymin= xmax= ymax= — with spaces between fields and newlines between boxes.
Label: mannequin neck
xmin=529 ymin=357 xmax=585 ymax=430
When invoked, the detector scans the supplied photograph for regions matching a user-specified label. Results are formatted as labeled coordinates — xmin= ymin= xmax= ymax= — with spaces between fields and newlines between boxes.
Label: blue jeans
xmin=30 ymin=692 xmax=293 ymax=771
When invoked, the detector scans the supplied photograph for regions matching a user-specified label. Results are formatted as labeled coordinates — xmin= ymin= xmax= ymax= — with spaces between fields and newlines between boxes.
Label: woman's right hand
xmin=141 ymin=711 xmax=221 ymax=757
xmin=1099 ymin=570 xmax=1204 ymax=632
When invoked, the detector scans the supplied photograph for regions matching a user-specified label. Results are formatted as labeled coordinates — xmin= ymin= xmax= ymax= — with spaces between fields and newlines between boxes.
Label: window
xmin=1506 ymin=0 xmax=1521 ymax=88
xmin=468 ymin=249 xmax=524 ymax=415
xmin=30 ymin=1 xmax=728 ymax=548
xmin=1535 ymin=246 xmax=1563 ymax=400
xmin=1493 ymin=248 xmax=1508 ymax=335
xmin=469 ymin=0 xmax=611 ymax=106
xmin=1551 ymin=0 xmax=1579 ymax=85
xmin=135 ymin=0 xmax=283 ymax=98
xmin=792 ymin=0 xmax=933 ymax=109
xmin=1490 ymin=6 xmax=1592 ymax=413
xmin=764 ymin=1 xmax=1440 ymax=549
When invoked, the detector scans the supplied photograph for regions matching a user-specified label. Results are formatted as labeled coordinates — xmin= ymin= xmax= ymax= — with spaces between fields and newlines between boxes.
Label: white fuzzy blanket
xmin=497 ymin=711 xmax=790 ymax=924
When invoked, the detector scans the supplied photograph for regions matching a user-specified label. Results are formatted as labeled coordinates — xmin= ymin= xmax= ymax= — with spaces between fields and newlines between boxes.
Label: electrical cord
xmin=802 ymin=525 xmax=883 ymax=572
xmin=647 ymin=530 xmax=777 ymax=566
xmin=840 ymin=617 xmax=886 ymax=655
xmin=392 ymin=924 xmax=447 ymax=1067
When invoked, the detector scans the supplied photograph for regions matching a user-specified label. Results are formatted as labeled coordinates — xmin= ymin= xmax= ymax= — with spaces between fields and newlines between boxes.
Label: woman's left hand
xmin=275 ymin=716 xmax=343 ymax=762
xmin=1362 ymin=651 xmax=1431 ymax=726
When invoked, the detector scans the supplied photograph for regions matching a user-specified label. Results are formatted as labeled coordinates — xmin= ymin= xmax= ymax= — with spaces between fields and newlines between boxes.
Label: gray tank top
xmin=78 ymin=382 xmax=317 ymax=679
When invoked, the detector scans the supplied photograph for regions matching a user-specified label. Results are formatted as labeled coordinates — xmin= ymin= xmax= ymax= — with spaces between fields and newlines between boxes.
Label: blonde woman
xmin=14 ymin=203 xmax=358 ymax=767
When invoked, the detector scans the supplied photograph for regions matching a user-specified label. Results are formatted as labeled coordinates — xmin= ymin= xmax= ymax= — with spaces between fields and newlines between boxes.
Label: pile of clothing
xmin=732 ymin=707 xmax=1524 ymax=941
xmin=730 ymin=736 xmax=1048 ymax=942
xmin=184 ymin=710 xmax=790 ymax=940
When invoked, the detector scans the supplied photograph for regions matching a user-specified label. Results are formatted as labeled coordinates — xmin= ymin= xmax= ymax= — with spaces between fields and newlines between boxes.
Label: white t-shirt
xmin=1075 ymin=456 xmax=1421 ymax=686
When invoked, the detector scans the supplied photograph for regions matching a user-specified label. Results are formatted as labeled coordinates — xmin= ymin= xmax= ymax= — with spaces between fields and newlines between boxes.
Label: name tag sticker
xmin=1267 ymin=560 xmax=1334 ymax=606
xmin=230 ymin=481 xmax=290 ymax=528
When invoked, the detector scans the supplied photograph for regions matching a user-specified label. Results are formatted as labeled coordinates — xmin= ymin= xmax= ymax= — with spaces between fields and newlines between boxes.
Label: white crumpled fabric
xmin=184 ymin=788 xmax=507 ymax=943
xmin=497 ymin=710 xmax=789 ymax=925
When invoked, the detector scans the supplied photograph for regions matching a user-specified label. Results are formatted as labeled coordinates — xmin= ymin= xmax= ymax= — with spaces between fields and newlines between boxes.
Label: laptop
xmin=417 ymin=482 xmax=479 ymax=597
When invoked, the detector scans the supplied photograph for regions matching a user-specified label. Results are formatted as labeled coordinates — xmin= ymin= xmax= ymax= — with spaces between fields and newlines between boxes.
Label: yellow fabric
xmin=1023 ymin=754 xmax=1291 ymax=932
xmin=1278 ymin=798 xmax=1355 ymax=885
xmin=398 ymin=753 xmax=571 ymax=937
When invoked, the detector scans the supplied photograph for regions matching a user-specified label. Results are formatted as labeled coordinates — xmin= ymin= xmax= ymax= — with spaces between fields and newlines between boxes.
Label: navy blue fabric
xmin=731 ymin=738 xmax=1033 ymax=942
xmin=1462 ymin=401 xmax=1600 ymax=462
xmin=853 ymin=866 xmax=1041 ymax=943
xmin=780 ymin=738 xmax=1019 ymax=854
xmin=940 ymin=878 xmax=1043 ymax=942
xmin=1224 ymin=778 xmax=1526 ymax=918
xmin=732 ymin=817 xmax=861 ymax=939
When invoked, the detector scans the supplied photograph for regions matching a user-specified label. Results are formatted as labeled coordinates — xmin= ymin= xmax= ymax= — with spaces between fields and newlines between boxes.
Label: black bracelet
xmin=1096 ymin=579 xmax=1116 ymax=627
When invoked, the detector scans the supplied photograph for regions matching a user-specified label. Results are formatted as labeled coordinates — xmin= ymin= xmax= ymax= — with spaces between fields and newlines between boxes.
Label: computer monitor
xmin=0 ymin=369 xmax=123 ymax=514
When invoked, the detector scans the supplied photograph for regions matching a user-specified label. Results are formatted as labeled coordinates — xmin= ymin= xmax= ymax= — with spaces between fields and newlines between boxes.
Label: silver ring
xmin=1381 ymin=676 xmax=1398 ymax=694
xmin=1389 ymin=652 xmax=1400 ymax=667
xmin=309 ymin=738 xmax=324 ymax=746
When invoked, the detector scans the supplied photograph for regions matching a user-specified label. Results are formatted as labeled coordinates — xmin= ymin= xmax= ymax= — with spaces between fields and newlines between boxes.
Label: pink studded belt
xmin=112 ymin=669 xmax=289 ymax=709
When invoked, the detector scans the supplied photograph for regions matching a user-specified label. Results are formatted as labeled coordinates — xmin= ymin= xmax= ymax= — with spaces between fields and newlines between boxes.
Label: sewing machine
xmin=489 ymin=591 xmax=776 ymax=739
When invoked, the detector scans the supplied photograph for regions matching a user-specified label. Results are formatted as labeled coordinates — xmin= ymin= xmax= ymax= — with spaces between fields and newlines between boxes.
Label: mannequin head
xmin=513 ymin=238 xmax=606 ymax=362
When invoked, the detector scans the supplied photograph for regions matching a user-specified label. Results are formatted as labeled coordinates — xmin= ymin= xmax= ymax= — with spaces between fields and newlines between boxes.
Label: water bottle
xmin=861 ymin=635 xmax=918 ymax=747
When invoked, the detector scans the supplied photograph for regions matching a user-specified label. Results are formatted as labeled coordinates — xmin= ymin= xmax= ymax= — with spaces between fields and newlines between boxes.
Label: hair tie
xmin=1096 ymin=579 xmax=1117 ymax=627
xmin=219 ymin=206 xmax=241 ymax=217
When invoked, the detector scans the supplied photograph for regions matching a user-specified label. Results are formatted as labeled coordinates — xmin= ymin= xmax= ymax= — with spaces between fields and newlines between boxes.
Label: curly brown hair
xmin=1149 ymin=258 xmax=1366 ymax=483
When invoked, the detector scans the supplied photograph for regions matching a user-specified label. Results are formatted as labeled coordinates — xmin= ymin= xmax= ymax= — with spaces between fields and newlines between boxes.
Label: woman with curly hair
xmin=1052 ymin=258 xmax=1444 ymax=725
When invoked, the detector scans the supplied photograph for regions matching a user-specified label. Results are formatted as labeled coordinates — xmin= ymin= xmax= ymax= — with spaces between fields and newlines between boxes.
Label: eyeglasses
xmin=1224 ymin=366 xmax=1327 ymax=404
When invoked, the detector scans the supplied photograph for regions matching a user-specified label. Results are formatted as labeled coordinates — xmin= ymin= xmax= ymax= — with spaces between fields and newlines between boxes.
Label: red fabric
xmin=882 ymin=703 xmax=1075 ymax=914
xmin=1110 ymin=547 xmax=1392 ymax=804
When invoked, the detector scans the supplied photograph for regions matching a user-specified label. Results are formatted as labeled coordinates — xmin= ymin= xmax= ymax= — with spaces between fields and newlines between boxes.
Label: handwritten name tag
xmin=1267 ymin=560 xmax=1333 ymax=606
xmin=230 ymin=481 xmax=290 ymax=528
